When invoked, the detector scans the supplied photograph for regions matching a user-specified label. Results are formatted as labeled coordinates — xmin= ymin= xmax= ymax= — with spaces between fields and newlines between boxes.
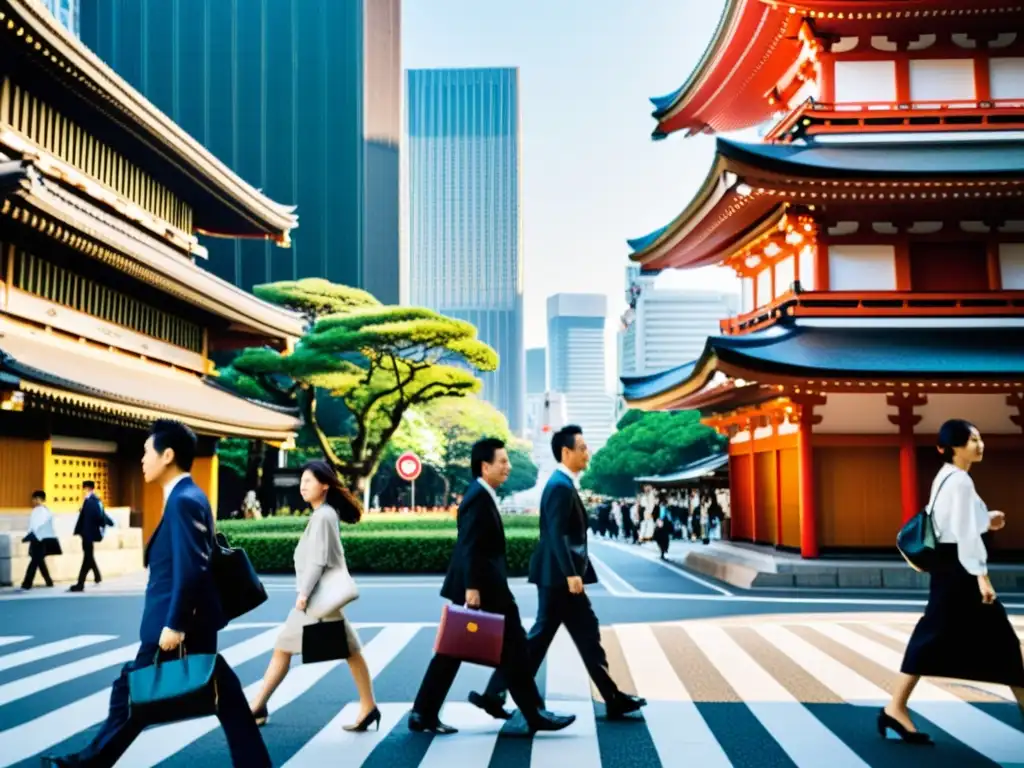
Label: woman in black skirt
xmin=880 ymin=419 xmax=1024 ymax=744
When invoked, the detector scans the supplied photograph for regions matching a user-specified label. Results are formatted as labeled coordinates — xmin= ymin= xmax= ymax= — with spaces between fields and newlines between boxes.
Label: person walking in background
xmin=249 ymin=460 xmax=379 ymax=732
xmin=881 ymin=419 xmax=1024 ymax=744
xmin=43 ymin=419 xmax=271 ymax=767
xmin=409 ymin=438 xmax=576 ymax=735
xmin=21 ymin=490 xmax=58 ymax=590
xmin=471 ymin=426 xmax=646 ymax=721
xmin=68 ymin=480 xmax=114 ymax=593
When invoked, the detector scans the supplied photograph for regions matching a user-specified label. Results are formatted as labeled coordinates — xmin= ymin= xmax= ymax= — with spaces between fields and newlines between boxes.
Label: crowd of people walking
xmin=38 ymin=416 xmax=1024 ymax=765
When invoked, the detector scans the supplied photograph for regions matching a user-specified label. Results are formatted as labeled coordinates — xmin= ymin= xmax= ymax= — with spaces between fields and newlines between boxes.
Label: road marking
xmin=807 ymin=621 xmax=1024 ymax=763
xmin=0 ymin=628 xmax=280 ymax=767
xmin=281 ymin=625 xmax=422 ymax=766
xmin=588 ymin=553 xmax=638 ymax=596
xmin=685 ymin=623 xmax=870 ymax=768
xmin=0 ymin=640 xmax=140 ymax=706
xmin=0 ymin=635 xmax=116 ymax=673
xmin=614 ymin=624 xmax=731 ymax=767
xmin=0 ymin=636 xmax=31 ymax=648
xmin=593 ymin=540 xmax=734 ymax=596
xmin=420 ymin=703 xmax=503 ymax=767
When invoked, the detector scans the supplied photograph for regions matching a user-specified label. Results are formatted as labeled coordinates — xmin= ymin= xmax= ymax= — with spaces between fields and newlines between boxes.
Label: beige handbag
xmin=306 ymin=566 xmax=359 ymax=619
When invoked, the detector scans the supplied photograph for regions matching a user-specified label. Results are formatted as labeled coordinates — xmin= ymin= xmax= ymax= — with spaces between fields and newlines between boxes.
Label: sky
xmin=402 ymin=0 xmax=743 ymax=390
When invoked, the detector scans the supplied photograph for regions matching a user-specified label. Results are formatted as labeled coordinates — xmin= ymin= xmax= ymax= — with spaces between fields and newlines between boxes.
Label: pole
xmin=411 ymin=478 xmax=416 ymax=510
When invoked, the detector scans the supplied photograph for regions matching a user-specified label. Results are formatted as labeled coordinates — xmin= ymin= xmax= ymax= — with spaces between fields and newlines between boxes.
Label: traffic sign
xmin=396 ymin=452 xmax=422 ymax=481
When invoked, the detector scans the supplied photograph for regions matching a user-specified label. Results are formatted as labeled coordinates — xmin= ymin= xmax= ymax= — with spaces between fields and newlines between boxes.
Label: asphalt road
xmin=1 ymin=537 xmax=1022 ymax=767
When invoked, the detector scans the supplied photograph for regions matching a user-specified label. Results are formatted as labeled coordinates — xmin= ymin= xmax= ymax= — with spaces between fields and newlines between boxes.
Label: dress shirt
xmin=555 ymin=463 xmax=581 ymax=490
xmin=929 ymin=463 xmax=990 ymax=576
xmin=163 ymin=472 xmax=190 ymax=504
xmin=477 ymin=477 xmax=500 ymax=508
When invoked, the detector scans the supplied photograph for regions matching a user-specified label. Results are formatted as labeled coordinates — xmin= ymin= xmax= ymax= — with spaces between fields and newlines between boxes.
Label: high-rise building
xmin=79 ymin=0 xmax=401 ymax=302
xmin=526 ymin=347 xmax=546 ymax=394
xmin=407 ymin=67 xmax=524 ymax=432
xmin=547 ymin=293 xmax=615 ymax=452
xmin=38 ymin=0 xmax=79 ymax=36
xmin=618 ymin=268 xmax=740 ymax=378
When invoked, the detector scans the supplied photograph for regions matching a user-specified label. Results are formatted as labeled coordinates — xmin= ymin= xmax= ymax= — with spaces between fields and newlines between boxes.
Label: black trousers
xmin=76 ymin=540 xmax=101 ymax=586
xmin=22 ymin=540 xmax=53 ymax=588
xmin=484 ymin=586 xmax=620 ymax=703
xmin=71 ymin=634 xmax=271 ymax=768
xmin=413 ymin=596 xmax=544 ymax=720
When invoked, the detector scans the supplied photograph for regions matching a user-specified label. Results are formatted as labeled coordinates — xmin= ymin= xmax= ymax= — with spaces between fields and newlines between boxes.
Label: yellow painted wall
xmin=0 ymin=436 xmax=48 ymax=510
xmin=191 ymin=455 xmax=219 ymax=513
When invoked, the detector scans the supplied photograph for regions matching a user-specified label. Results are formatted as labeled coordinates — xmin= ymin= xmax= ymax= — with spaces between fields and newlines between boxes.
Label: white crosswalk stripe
xmin=0 ymin=616 xmax=1020 ymax=768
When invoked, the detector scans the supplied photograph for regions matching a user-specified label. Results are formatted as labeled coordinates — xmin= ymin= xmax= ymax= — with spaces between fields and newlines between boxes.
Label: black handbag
xmin=302 ymin=619 xmax=351 ymax=663
xmin=897 ymin=472 xmax=954 ymax=572
xmin=127 ymin=647 xmax=219 ymax=725
xmin=211 ymin=532 xmax=268 ymax=621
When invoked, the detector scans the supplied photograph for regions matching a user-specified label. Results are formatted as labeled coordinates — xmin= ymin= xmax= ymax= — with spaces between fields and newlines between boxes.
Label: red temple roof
xmin=651 ymin=0 xmax=1024 ymax=139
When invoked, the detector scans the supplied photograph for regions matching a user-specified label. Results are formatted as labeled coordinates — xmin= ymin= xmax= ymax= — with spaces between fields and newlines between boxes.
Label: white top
xmin=929 ymin=463 xmax=990 ymax=576
xmin=476 ymin=477 xmax=499 ymax=507
xmin=294 ymin=504 xmax=347 ymax=597
xmin=28 ymin=505 xmax=57 ymax=540
xmin=556 ymin=463 xmax=580 ymax=489
xmin=163 ymin=472 xmax=190 ymax=502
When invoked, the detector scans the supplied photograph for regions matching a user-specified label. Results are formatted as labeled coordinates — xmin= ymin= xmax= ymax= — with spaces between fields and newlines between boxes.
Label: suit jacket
xmin=528 ymin=469 xmax=597 ymax=588
xmin=440 ymin=480 xmax=513 ymax=608
xmin=73 ymin=495 xmax=114 ymax=543
xmin=140 ymin=476 xmax=226 ymax=645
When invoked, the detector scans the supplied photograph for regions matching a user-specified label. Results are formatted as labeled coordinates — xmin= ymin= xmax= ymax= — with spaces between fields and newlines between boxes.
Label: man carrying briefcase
xmin=408 ymin=438 xmax=576 ymax=735
xmin=42 ymin=420 xmax=270 ymax=768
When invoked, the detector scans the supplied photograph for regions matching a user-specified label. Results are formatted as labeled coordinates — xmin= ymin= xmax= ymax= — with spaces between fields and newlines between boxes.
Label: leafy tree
xmin=220 ymin=279 xmax=498 ymax=492
xmin=501 ymin=439 xmax=539 ymax=498
xmin=581 ymin=410 xmax=725 ymax=497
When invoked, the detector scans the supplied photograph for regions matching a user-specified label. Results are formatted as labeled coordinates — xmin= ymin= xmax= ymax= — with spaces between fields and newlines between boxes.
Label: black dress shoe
xmin=468 ymin=691 xmax=513 ymax=720
xmin=605 ymin=693 xmax=647 ymax=719
xmin=525 ymin=709 xmax=576 ymax=733
xmin=407 ymin=711 xmax=458 ymax=735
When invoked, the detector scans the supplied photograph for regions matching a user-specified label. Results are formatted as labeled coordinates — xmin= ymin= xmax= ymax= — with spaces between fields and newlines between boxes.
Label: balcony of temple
xmin=721 ymin=216 xmax=1024 ymax=335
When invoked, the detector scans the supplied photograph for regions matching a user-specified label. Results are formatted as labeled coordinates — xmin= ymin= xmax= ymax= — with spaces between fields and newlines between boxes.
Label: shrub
xmin=216 ymin=513 xmax=539 ymax=536
xmin=222 ymin=529 xmax=539 ymax=575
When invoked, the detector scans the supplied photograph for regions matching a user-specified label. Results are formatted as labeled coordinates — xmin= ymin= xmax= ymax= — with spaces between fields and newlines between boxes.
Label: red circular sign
xmin=396 ymin=452 xmax=422 ymax=481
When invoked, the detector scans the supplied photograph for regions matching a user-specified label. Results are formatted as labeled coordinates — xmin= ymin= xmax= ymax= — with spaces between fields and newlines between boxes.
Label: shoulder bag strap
xmin=928 ymin=471 xmax=957 ymax=537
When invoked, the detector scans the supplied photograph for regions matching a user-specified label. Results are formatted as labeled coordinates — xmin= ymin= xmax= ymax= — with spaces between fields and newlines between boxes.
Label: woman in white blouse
xmin=250 ymin=461 xmax=380 ymax=732
xmin=881 ymin=419 xmax=1024 ymax=744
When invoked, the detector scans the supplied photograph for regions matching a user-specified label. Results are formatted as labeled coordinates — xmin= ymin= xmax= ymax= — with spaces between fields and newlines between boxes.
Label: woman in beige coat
xmin=250 ymin=461 xmax=380 ymax=731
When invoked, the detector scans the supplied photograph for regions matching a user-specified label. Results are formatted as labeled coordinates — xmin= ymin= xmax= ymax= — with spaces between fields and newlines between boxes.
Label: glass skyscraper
xmin=79 ymin=0 xmax=401 ymax=303
xmin=407 ymin=68 xmax=524 ymax=433
xmin=39 ymin=0 xmax=80 ymax=36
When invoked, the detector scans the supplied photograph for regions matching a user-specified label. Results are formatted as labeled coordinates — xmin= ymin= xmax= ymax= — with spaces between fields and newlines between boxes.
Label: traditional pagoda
xmin=0 ymin=0 xmax=304 ymax=548
xmin=621 ymin=0 xmax=1024 ymax=559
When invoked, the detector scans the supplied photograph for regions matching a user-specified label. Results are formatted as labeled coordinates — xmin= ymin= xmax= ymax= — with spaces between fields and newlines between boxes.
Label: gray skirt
xmin=274 ymin=607 xmax=362 ymax=656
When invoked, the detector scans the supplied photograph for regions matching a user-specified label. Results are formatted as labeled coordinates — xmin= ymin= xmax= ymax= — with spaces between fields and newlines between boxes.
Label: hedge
xmin=216 ymin=513 xmax=539 ymax=536
xmin=222 ymin=529 xmax=539 ymax=575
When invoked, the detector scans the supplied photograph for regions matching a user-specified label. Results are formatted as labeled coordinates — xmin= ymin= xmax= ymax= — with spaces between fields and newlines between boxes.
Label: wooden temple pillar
xmin=888 ymin=393 xmax=927 ymax=524
xmin=192 ymin=437 xmax=221 ymax=516
xmin=793 ymin=395 xmax=824 ymax=558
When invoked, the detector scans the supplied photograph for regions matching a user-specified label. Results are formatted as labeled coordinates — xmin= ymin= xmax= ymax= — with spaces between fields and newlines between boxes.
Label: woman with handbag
xmin=882 ymin=419 xmax=1024 ymax=744
xmin=249 ymin=460 xmax=380 ymax=731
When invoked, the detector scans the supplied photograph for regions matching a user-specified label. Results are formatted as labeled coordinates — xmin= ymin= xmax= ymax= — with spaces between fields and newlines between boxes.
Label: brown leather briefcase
xmin=433 ymin=604 xmax=505 ymax=667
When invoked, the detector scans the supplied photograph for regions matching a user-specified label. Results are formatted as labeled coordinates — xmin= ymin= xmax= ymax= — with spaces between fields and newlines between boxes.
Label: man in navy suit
xmin=471 ymin=425 xmax=646 ymax=720
xmin=68 ymin=480 xmax=114 ymax=592
xmin=43 ymin=420 xmax=270 ymax=767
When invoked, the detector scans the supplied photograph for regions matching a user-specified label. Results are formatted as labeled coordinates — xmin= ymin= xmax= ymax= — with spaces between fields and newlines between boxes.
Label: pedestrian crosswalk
xmin=0 ymin=613 xmax=1021 ymax=767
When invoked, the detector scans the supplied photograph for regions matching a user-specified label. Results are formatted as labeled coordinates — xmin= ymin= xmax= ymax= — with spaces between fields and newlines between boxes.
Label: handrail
xmin=720 ymin=290 xmax=1024 ymax=334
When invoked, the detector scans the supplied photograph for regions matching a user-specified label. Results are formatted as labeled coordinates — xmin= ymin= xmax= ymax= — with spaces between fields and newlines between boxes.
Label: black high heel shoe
xmin=344 ymin=706 xmax=382 ymax=732
xmin=877 ymin=709 xmax=933 ymax=745
xmin=253 ymin=706 xmax=269 ymax=727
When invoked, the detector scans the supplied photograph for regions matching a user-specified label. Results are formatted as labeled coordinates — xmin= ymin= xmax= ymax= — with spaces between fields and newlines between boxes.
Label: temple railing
xmin=767 ymin=97 xmax=1024 ymax=142
xmin=720 ymin=290 xmax=1024 ymax=335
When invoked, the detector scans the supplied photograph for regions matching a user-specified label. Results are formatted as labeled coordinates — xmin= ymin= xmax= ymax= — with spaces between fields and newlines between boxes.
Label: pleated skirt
xmin=901 ymin=544 xmax=1024 ymax=687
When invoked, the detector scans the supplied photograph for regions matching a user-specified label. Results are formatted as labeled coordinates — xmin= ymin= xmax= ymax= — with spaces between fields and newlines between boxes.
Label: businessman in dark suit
xmin=471 ymin=425 xmax=646 ymax=720
xmin=408 ymin=438 xmax=576 ymax=735
xmin=68 ymin=480 xmax=114 ymax=592
xmin=43 ymin=420 xmax=270 ymax=768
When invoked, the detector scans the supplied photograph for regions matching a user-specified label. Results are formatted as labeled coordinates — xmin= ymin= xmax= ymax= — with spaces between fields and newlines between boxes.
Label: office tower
xmin=407 ymin=67 xmax=524 ymax=432
xmin=526 ymin=348 xmax=546 ymax=394
xmin=80 ymin=0 xmax=401 ymax=302
xmin=618 ymin=268 xmax=740 ymax=377
xmin=547 ymin=293 xmax=615 ymax=452
xmin=39 ymin=0 xmax=80 ymax=36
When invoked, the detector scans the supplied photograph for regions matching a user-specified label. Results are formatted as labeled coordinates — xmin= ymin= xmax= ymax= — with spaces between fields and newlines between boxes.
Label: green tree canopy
xmin=502 ymin=439 xmax=539 ymax=498
xmin=581 ymin=410 xmax=725 ymax=497
xmin=220 ymin=279 xmax=498 ymax=491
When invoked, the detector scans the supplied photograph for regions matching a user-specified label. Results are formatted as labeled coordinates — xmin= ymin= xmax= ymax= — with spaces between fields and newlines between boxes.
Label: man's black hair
xmin=550 ymin=424 xmax=583 ymax=462
xmin=149 ymin=419 xmax=198 ymax=472
xmin=471 ymin=437 xmax=506 ymax=478
xmin=31 ymin=490 xmax=46 ymax=501
xmin=82 ymin=480 xmax=95 ymax=490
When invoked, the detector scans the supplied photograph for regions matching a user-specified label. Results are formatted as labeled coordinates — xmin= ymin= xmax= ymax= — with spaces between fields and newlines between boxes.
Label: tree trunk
xmin=258 ymin=445 xmax=279 ymax=516
xmin=244 ymin=440 xmax=264 ymax=492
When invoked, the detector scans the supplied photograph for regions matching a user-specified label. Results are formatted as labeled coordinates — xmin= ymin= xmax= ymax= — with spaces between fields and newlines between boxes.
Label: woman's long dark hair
xmin=936 ymin=419 xmax=977 ymax=463
xmin=302 ymin=460 xmax=362 ymax=524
